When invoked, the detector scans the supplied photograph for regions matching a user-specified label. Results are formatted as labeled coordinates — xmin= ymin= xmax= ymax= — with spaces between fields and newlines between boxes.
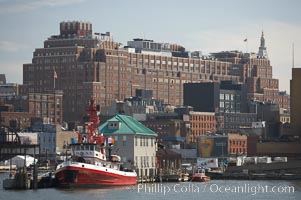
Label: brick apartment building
xmin=141 ymin=114 xmax=189 ymax=146
xmin=23 ymin=22 xmax=288 ymax=123
xmin=228 ymin=133 xmax=247 ymax=155
xmin=23 ymin=21 xmax=240 ymax=122
xmin=189 ymin=111 xmax=217 ymax=143
xmin=0 ymin=112 xmax=32 ymax=131
xmin=28 ymin=90 xmax=63 ymax=124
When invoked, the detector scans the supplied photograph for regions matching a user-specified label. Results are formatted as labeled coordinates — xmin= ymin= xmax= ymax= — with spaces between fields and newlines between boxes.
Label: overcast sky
xmin=0 ymin=0 xmax=300 ymax=93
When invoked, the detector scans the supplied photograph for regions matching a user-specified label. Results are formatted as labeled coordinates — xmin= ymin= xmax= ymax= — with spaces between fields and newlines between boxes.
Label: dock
xmin=2 ymin=167 xmax=57 ymax=190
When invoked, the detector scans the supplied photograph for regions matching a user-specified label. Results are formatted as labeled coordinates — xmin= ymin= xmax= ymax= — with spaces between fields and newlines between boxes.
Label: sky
xmin=0 ymin=0 xmax=301 ymax=93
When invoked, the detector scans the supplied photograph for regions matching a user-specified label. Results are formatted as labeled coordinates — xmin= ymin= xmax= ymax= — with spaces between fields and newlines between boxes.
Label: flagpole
xmin=244 ymin=38 xmax=248 ymax=53
xmin=54 ymin=70 xmax=56 ymax=89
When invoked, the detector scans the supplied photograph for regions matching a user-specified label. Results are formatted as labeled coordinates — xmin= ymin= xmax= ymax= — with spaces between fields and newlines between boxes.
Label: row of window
xmin=135 ymin=156 xmax=154 ymax=168
xmin=220 ymin=102 xmax=240 ymax=109
xmin=229 ymin=148 xmax=246 ymax=154
xmin=27 ymin=64 xmax=95 ymax=71
xmin=191 ymin=130 xmax=213 ymax=136
xmin=36 ymin=51 xmax=77 ymax=57
xmin=34 ymin=57 xmax=76 ymax=65
xmin=134 ymin=137 xmax=154 ymax=147
xmin=191 ymin=115 xmax=215 ymax=121
xmin=224 ymin=117 xmax=256 ymax=123
xmin=33 ymin=110 xmax=60 ymax=116
xmin=229 ymin=140 xmax=246 ymax=146
xmin=0 ymin=117 xmax=30 ymax=123
xmin=191 ymin=123 xmax=216 ymax=129
xmin=220 ymin=93 xmax=240 ymax=101
xmin=128 ymin=57 xmax=228 ymax=68
xmin=128 ymin=63 xmax=229 ymax=74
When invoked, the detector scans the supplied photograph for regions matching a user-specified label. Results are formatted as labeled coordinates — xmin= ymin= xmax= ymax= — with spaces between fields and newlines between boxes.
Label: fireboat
xmin=55 ymin=98 xmax=137 ymax=187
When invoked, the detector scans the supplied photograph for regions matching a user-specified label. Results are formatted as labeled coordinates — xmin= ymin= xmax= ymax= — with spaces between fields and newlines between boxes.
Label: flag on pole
xmin=54 ymin=71 xmax=58 ymax=79
xmin=244 ymin=38 xmax=248 ymax=42
xmin=53 ymin=70 xmax=57 ymax=89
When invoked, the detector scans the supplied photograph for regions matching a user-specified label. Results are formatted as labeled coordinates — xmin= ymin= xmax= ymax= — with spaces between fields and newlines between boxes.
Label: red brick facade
xmin=22 ymin=22 xmax=290 ymax=122
xmin=189 ymin=112 xmax=217 ymax=143
xmin=228 ymin=133 xmax=247 ymax=155
xmin=28 ymin=90 xmax=63 ymax=124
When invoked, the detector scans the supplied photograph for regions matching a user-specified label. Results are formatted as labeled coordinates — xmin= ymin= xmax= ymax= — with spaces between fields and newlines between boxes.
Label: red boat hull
xmin=191 ymin=174 xmax=211 ymax=182
xmin=55 ymin=165 xmax=137 ymax=188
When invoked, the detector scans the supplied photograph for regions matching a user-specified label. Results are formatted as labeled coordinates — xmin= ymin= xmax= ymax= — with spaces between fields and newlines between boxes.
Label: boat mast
xmin=86 ymin=98 xmax=100 ymax=143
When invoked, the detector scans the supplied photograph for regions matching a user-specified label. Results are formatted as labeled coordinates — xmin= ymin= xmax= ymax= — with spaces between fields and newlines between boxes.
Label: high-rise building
xmin=212 ymin=32 xmax=290 ymax=112
xmin=23 ymin=21 xmax=240 ymax=122
xmin=23 ymin=22 xmax=288 ymax=123
xmin=290 ymin=68 xmax=301 ymax=136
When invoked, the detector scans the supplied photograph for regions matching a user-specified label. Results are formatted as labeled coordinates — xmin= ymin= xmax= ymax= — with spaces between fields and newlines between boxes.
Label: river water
xmin=0 ymin=173 xmax=300 ymax=200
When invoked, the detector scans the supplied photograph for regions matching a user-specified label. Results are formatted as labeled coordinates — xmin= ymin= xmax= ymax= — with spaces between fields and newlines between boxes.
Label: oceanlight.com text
xmin=137 ymin=183 xmax=295 ymax=196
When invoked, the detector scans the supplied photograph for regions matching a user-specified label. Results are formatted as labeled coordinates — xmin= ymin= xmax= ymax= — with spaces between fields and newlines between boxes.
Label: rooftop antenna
xmin=292 ymin=43 xmax=295 ymax=68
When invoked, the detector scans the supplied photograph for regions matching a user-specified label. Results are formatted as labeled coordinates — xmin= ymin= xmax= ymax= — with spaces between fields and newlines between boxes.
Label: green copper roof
xmin=99 ymin=114 xmax=157 ymax=136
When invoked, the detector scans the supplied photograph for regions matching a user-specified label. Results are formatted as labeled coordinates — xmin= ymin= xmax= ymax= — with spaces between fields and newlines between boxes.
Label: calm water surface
xmin=1 ymin=173 xmax=300 ymax=200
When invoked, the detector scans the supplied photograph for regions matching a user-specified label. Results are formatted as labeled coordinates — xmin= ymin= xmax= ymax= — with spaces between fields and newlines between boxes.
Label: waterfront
xmin=1 ymin=173 xmax=301 ymax=200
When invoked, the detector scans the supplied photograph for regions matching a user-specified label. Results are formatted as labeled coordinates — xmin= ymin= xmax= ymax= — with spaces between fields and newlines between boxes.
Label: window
xmin=151 ymin=156 xmax=154 ymax=167
xmin=146 ymin=156 xmax=149 ymax=167
xmin=114 ymin=136 xmax=118 ymax=145
xmin=135 ymin=156 xmax=138 ymax=166
xmin=123 ymin=135 xmax=126 ymax=146
xmin=220 ymin=102 xmax=224 ymax=108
